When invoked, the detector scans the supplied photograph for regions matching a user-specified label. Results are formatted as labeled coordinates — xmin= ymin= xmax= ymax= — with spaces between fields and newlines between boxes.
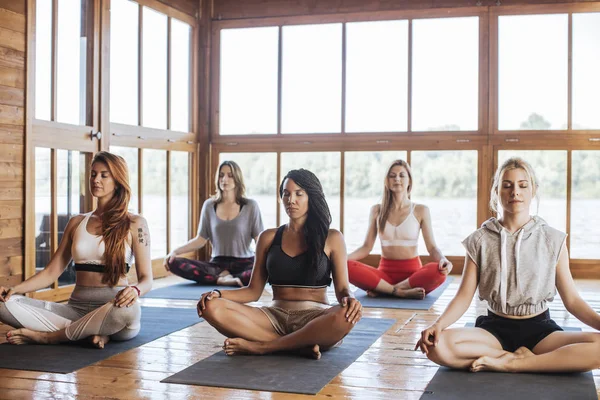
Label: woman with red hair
xmin=0 ymin=151 xmax=152 ymax=348
xmin=347 ymin=159 xmax=451 ymax=299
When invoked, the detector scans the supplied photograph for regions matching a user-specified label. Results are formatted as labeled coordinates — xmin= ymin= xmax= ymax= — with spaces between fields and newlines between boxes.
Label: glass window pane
xmin=57 ymin=150 xmax=86 ymax=286
xmin=344 ymin=151 xmax=407 ymax=255
xmin=346 ymin=20 xmax=408 ymax=133
xmin=220 ymin=27 xmax=278 ymax=135
xmin=170 ymin=151 xmax=190 ymax=252
xmin=572 ymin=13 xmax=600 ymax=130
xmin=498 ymin=150 xmax=567 ymax=233
xmin=280 ymin=152 xmax=340 ymax=230
xmin=412 ymin=17 xmax=479 ymax=131
xmin=142 ymin=149 xmax=167 ymax=259
xmin=571 ymin=151 xmax=600 ymax=259
xmin=110 ymin=0 xmax=139 ymax=125
xmin=35 ymin=0 xmax=52 ymax=121
xmin=498 ymin=14 xmax=568 ymax=130
xmin=35 ymin=148 xmax=52 ymax=285
xmin=219 ymin=152 xmax=277 ymax=230
xmin=110 ymin=146 xmax=139 ymax=213
xmin=282 ymin=24 xmax=342 ymax=134
xmin=411 ymin=151 xmax=478 ymax=256
xmin=170 ymin=19 xmax=191 ymax=132
xmin=56 ymin=0 xmax=90 ymax=125
xmin=142 ymin=7 xmax=167 ymax=129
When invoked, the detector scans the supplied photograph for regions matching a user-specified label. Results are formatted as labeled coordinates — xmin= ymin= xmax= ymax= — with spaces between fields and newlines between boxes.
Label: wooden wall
xmin=212 ymin=0 xmax=596 ymax=19
xmin=0 ymin=0 xmax=25 ymax=289
xmin=157 ymin=0 xmax=198 ymax=17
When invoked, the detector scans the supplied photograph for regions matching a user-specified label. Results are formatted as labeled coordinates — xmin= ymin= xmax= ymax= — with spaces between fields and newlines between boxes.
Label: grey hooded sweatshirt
xmin=462 ymin=216 xmax=567 ymax=317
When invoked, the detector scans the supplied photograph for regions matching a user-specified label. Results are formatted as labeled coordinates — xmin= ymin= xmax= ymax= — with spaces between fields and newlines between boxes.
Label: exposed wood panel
xmin=0 ymin=26 xmax=25 ymax=52
xmin=0 ymin=8 xmax=25 ymax=33
xmin=0 ymin=47 xmax=24 ymax=69
xmin=0 ymin=237 xmax=21 ymax=257
xmin=0 ymin=0 xmax=25 ymax=16
xmin=0 ymin=162 xmax=22 ymax=180
xmin=0 ymin=200 xmax=21 ymax=220
xmin=0 ymin=123 xmax=22 ymax=143
xmin=0 ymin=219 xmax=21 ymax=239
xmin=213 ymin=0 xmax=599 ymax=19
xmin=0 ymin=273 xmax=21 ymax=287
xmin=0 ymin=66 xmax=24 ymax=88
xmin=0 ymin=255 xmax=22 ymax=276
xmin=0 ymin=143 xmax=22 ymax=162
xmin=0 ymin=180 xmax=22 ymax=200
xmin=0 ymin=104 xmax=23 ymax=124
xmin=0 ymin=84 xmax=24 ymax=106
xmin=155 ymin=0 xmax=198 ymax=19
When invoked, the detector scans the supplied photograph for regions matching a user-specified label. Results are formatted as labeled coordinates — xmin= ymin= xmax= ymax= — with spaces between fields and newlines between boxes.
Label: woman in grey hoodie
xmin=415 ymin=157 xmax=600 ymax=373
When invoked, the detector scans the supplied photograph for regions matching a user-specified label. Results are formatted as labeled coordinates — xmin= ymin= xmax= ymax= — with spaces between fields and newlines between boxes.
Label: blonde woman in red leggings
xmin=347 ymin=160 xmax=452 ymax=299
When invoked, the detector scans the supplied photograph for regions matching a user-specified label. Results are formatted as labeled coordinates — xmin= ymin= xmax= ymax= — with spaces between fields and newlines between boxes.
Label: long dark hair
xmin=279 ymin=169 xmax=331 ymax=274
xmin=91 ymin=151 xmax=132 ymax=287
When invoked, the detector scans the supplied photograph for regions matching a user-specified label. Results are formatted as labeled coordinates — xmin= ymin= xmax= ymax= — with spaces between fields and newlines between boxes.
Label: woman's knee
xmin=201 ymin=298 xmax=227 ymax=323
xmin=328 ymin=305 xmax=355 ymax=335
xmin=424 ymin=332 xmax=456 ymax=367
xmin=105 ymin=301 xmax=141 ymax=325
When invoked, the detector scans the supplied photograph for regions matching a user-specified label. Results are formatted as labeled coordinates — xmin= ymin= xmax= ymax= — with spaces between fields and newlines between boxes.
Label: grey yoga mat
xmin=162 ymin=317 xmax=396 ymax=395
xmin=0 ymin=306 xmax=201 ymax=373
xmin=421 ymin=326 xmax=597 ymax=400
xmin=144 ymin=283 xmax=226 ymax=300
xmin=355 ymin=277 xmax=453 ymax=310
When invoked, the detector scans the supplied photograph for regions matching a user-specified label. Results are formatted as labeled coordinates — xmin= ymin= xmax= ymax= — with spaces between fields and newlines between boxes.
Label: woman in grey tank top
xmin=163 ymin=161 xmax=264 ymax=287
xmin=416 ymin=157 xmax=600 ymax=374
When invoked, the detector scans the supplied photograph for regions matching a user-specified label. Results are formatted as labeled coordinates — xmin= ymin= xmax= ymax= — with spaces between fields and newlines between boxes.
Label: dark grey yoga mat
xmin=144 ymin=282 xmax=226 ymax=300
xmin=0 ymin=306 xmax=200 ymax=373
xmin=355 ymin=277 xmax=453 ymax=310
xmin=421 ymin=326 xmax=597 ymax=400
xmin=162 ymin=317 xmax=396 ymax=395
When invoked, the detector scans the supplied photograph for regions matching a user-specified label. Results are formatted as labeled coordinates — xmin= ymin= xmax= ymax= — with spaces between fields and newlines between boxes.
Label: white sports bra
xmin=379 ymin=203 xmax=420 ymax=247
xmin=71 ymin=212 xmax=133 ymax=265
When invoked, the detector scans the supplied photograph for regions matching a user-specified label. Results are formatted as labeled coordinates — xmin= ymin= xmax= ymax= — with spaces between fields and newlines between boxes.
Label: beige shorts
xmin=260 ymin=305 xmax=329 ymax=336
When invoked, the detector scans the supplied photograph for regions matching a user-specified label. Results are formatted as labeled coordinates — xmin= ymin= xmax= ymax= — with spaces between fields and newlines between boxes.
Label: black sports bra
xmin=265 ymin=225 xmax=332 ymax=288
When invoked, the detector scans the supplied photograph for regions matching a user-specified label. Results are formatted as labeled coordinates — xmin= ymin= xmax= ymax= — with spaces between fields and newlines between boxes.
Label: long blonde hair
xmin=92 ymin=151 xmax=132 ymax=287
xmin=490 ymin=157 xmax=539 ymax=214
xmin=378 ymin=160 xmax=413 ymax=233
xmin=214 ymin=160 xmax=247 ymax=205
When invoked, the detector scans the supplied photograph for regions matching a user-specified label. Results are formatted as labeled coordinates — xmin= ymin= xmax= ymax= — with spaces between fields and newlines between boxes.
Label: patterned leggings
xmin=167 ymin=256 xmax=255 ymax=286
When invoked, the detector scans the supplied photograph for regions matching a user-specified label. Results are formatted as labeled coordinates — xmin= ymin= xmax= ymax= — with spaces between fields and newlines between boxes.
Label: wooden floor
xmin=2 ymin=276 xmax=600 ymax=400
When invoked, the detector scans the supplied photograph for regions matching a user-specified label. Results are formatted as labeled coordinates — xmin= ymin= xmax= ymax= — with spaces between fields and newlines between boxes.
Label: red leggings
xmin=348 ymin=257 xmax=446 ymax=294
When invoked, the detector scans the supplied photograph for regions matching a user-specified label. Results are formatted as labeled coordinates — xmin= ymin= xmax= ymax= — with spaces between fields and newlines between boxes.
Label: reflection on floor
xmin=1 ymin=274 xmax=600 ymax=399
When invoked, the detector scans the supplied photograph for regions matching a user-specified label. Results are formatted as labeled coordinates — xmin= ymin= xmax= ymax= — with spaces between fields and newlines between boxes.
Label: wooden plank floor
xmin=1 ymin=275 xmax=600 ymax=399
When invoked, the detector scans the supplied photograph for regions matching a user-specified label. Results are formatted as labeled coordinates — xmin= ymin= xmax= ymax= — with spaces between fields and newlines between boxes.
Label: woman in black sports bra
xmin=198 ymin=169 xmax=362 ymax=358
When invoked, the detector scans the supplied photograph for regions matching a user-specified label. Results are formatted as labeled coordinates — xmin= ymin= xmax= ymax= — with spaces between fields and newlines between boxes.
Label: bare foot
xmin=366 ymin=290 xmax=380 ymax=298
xmin=89 ymin=335 xmax=110 ymax=349
xmin=217 ymin=275 xmax=243 ymax=287
xmin=295 ymin=344 xmax=321 ymax=360
xmin=392 ymin=287 xmax=426 ymax=299
xmin=6 ymin=329 xmax=56 ymax=345
xmin=514 ymin=346 xmax=534 ymax=358
xmin=223 ymin=338 xmax=266 ymax=356
xmin=470 ymin=352 xmax=517 ymax=373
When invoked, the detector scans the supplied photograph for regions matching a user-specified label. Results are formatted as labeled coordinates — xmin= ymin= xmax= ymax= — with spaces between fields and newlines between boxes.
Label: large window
xmin=411 ymin=151 xmax=478 ymax=256
xmin=571 ymin=151 xmax=600 ymax=259
xmin=412 ymin=17 xmax=479 ymax=131
xmin=344 ymin=151 xmax=407 ymax=254
xmin=219 ymin=153 xmax=278 ymax=230
xmin=110 ymin=146 xmax=140 ymax=213
xmin=219 ymin=27 xmax=278 ymax=135
xmin=572 ymin=13 xmax=600 ymax=130
xmin=498 ymin=14 xmax=568 ymax=130
xmin=142 ymin=150 xmax=167 ymax=259
xmin=170 ymin=152 xmax=191 ymax=251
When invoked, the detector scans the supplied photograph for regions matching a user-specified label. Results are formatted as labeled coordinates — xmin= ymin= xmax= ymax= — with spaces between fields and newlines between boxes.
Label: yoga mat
xmin=421 ymin=326 xmax=597 ymax=400
xmin=163 ymin=317 xmax=396 ymax=395
xmin=144 ymin=282 xmax=225 ymax=300
xmin=355 ymin=277 xmax=453 ymax=310
xmin=0 ymin=306 xmax=200 ymax=373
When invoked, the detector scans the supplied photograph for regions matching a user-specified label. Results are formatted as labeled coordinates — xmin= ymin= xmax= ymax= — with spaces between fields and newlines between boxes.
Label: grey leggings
xmin=0 ymin=286 xmax=141 ymax=341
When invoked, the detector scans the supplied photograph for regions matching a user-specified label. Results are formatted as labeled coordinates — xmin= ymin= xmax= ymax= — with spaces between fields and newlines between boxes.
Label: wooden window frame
xmin=208 ymin=3 xmax=600 ymax=277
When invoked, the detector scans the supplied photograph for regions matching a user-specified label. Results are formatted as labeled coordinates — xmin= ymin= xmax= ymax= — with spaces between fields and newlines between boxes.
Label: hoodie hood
xmin=479 ymin=216 xmax=548 ymax=313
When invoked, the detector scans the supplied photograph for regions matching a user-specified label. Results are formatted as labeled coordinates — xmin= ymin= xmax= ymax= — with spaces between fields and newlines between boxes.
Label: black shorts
xmin=475 ymin=309 xmax=563 ymax=352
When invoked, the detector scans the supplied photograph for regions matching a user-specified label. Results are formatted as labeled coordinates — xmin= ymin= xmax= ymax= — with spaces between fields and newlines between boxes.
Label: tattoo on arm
xmin=137 ymin=220 xmax=150 ymax=247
